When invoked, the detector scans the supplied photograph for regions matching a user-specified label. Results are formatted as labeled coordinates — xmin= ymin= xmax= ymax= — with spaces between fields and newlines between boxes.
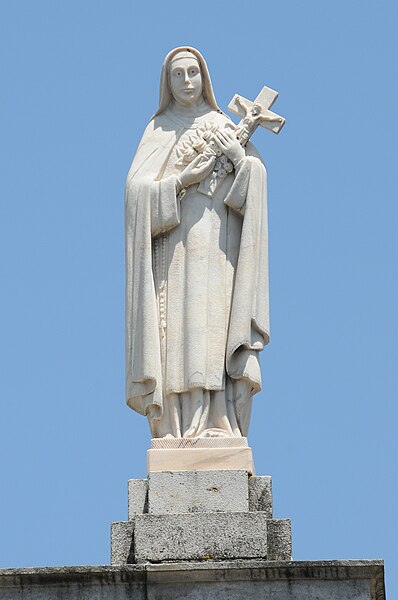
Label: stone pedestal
xmin=0 ymin=447 xmax=386 ymax=599
xmin=105 ymin=444 xmax=387 ymax=600
xmin=111 ymin=463 xmax=291 ymax=565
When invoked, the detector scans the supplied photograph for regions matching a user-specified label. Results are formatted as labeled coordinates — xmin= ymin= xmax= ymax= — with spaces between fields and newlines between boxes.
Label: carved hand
xmin=214 ymin=128 xmax=245 ymax=167
xmin=179 ymin=153 xmax=216 ymax=189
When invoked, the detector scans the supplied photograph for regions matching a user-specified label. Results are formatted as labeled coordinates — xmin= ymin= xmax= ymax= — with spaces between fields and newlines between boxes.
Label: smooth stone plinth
xmin=128 ymin=479 xmax=148 ymax=518
xmin=249 ymin=475 xmax=273 ymax=516
xmin=134 ymin=512 xmax=268 ymax=563
xmin=147 ymin=470 xmax=249 ymax=514
xmin=151 ymin=437 xmax=249 ymax=449
xmin=0 ymin=561 xmax=385 ymax=599
xmin=147 ymin=447 xmax=255 ymax=475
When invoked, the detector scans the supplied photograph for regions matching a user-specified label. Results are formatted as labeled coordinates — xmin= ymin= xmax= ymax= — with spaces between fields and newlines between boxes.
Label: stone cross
xmin=228 ymin=85 xmax=285 ymax=145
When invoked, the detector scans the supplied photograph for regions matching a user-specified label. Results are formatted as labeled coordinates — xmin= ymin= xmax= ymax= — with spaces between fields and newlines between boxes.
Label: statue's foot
xmin=200 ymin=428 xmax=232 ymax=438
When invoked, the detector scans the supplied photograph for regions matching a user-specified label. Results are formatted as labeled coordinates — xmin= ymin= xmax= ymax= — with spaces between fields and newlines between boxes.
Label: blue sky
xmin=1 ymin=0 xmax=397 ymax=596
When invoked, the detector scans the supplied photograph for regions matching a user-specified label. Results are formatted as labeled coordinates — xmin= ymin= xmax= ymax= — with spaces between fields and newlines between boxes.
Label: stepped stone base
xmin=104 ymin=463 xmax=386 ymax=599
xmin=0 ymin=561 xmax=385 ymax=599
xmin=112 ymin=469 xmax=289 ymax=565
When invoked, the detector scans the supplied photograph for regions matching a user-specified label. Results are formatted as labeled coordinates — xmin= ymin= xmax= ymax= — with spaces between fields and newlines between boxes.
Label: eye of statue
xmin=175 ymin=71 xmax=182 ymax=77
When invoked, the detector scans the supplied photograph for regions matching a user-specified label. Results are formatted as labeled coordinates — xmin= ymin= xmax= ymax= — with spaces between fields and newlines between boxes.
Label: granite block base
xmin=113 ymin=469 xmax=291 ymax=565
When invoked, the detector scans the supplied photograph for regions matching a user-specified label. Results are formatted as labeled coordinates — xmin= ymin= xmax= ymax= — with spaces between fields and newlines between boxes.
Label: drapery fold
xmin=125 ymin=113 xmax=269 ymax=420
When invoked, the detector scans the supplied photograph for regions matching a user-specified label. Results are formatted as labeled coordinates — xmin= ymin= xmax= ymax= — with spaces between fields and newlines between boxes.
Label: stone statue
xmin=125 ymin=46 xmax=284 ymax=440
xmin=234 ymin=97 xmax=284 ymax=146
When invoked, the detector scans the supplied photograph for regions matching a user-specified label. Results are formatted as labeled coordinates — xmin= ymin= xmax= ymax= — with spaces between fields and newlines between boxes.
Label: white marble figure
xmin=125 ymin=47 xmax=273 ymax=439
xmin=229 ymin=86 xmax=286 ymax=139
xmin=234 ymin=97 xmax=283 ymax=145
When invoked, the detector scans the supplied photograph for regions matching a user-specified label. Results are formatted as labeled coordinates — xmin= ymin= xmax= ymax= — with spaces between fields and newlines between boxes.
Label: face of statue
xmin=169 ymin=54 xmax=202 ymax=106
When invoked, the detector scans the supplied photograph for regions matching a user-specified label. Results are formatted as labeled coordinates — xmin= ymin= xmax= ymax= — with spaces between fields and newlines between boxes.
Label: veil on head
xmin=153 ymin=46 xmax=222 ymax=118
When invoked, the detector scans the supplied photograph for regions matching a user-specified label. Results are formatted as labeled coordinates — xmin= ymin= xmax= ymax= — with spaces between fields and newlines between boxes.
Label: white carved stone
xmin=147 ymin=446 xmax=255 ymax=475
xmin=228 ymin=85 xmax=286 ymax=136
xmin=151 ymin=436 xmax=249 ymax=449
xmin=124 ymin=46 xmax=282 ymax=441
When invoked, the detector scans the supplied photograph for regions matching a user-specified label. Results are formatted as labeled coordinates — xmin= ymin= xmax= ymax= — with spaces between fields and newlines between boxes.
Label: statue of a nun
xmin=125 ymin=46 xmax=269 ymax=439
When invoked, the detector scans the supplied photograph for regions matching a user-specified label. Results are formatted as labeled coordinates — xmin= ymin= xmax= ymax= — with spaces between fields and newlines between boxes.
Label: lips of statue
xmin=169 ymin=56 xmax=203 ymax=106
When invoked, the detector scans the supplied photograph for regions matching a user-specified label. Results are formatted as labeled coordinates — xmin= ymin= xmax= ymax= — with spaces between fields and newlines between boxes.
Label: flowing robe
xmin=125 ymin=107 xmax=270 ymax=438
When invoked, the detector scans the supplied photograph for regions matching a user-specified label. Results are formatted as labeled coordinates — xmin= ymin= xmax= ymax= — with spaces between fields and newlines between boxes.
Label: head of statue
xmin=252 ymin=104 xmax=262 ymax=117
xmin=169 ymin=51 xmax=202 ymax=106
xmin=154 ymin=46 xmax=222 ymax=118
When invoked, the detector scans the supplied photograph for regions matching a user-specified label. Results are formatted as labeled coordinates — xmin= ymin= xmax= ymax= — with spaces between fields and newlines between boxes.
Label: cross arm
xmin=228 ymin=85 xmax=286 ymax=137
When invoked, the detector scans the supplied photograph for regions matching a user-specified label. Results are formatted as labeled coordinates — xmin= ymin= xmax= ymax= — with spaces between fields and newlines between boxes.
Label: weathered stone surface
xmin=147 ymin=447 xmax=255 ymax=475
xmin=0 ymin=561 xmax=386 ymax=599
xmin=128 ymin=478 xmax=148 ymax=518
xmin=148 ymin=577 xmax=370 ymax=599
xmin=267 ymin=518 xmax=292 ymax=560
xmin=111 ymin=521 xmax=134 ymax=565
xmin=134 ymin=512 xmax=268 ymax=563
xmin=113 ymin=514 xmax=294 ymax=565
xmin=148 ymin=470 xmax=249 ymax=514
xmin=249 ymin=475 xmax=272 ymax=516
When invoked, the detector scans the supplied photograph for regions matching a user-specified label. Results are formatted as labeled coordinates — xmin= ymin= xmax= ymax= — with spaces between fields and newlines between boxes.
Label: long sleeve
xmin=223 ymin=157 xmax=253 ymax=216
xmin=150 ymin=175 xmax=181 ymax=237
xmin=126 ymin=175 xmax=181 ymax=238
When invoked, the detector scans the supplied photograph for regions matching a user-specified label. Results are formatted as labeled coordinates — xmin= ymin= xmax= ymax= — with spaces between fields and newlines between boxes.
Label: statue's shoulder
xmin=138 ymin=117 xmax=164 ymax=145
xmin=127 ymin=114 xmax=178 ymax=182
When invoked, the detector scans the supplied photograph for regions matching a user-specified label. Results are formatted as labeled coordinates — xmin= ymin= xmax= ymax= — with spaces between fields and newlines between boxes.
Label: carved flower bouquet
xmin=175 ymin=121 xmax=236 ymax=197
